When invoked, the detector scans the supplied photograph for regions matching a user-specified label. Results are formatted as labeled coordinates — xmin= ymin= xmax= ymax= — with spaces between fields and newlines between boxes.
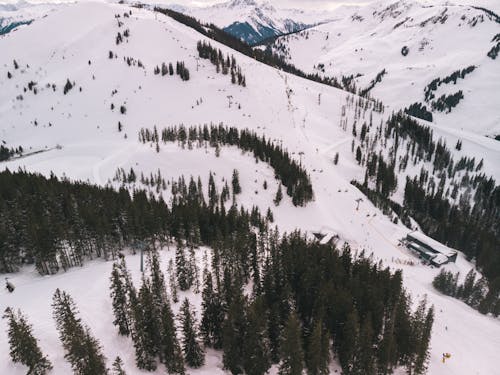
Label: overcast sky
xmin=0 ymin=0 xmax=371 ymax=9
xmin=157 ymin=0 xmax=499 ymax=12
xmin=174 ymin=0 xmax=371 ymax=10
xmin=0 ymin=0 xmax=497 ymax=13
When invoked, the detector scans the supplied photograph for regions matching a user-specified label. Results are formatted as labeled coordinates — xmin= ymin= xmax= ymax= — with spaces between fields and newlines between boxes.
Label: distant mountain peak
xmin=183 ymin=0 xmax=329 ymax=44
xmin=227 ymin=0 xmax=258 ymax=7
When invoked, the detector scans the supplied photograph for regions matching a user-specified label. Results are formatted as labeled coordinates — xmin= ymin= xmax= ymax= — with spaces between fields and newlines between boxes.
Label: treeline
xmin=424 ymin=65 xmax=475 ymax=102
xmin=431 ymin=91 xmax=464 ymax=113
xmin=404 ymin=102 xmax=433 ymax=122
xmin=138 ymin=124 xmax=314 ymax=206
xmin=123 ymin=56 xmax=144 ymax=69
xmin=197 ymin=41 xmax=246 ymax=86
xmin=153 ymin=61 xmax=190 ymax=81
xmin=0 ymin=168 xmax=270 ymax=275
xmin=0 ymin=145 xmax=23 ymax=162
xmin=433 ymin=269 xmax=500 ymax=316
xmin=487 ymin=33 xmax=500 ymax=59
xmin=359 ymin=69 xmax=386 ymax=97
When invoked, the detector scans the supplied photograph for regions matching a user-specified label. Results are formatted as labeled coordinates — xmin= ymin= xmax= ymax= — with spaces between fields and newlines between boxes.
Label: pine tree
xmin=274 ymin=184 xmax=283 ymax=206
xmin=306 ymin=320 xmax=329 ymax=375
xmin=110 ymin=261 xmax=130 ymax=336
xmin=176 ymin=238 xmax=191 ymax=291
xmin=223 ymin=288 xmax=247 ymax=374
xmin=112 ymin=356 xmax=126 ymax=375
xmin=460 ymin=269 xmax=477 ymax=303
xmin=200 ymin=271 xmax=224 ymax=348
xmin=129 ymin=278 xmax=158 ymax=371
xmin=232 ymin=169 xmax=242 ymax=195
xmin=377 ymin=312 xmax=397 ymax=375
xmin=279 ymin=312 xmax=304 ymax=375
xmin=243 ymin=299 xmax=271 ymax=375
xmin=3 ymin=307 xmax=53 ymax=375
xmin=338 ymin=310 xmax=359 ymax=375
xmin=356 ymin=316 xmax=376 ymax=375
xmin=52 ymin=289 xmax=108 ymax=374
xmin=148 ymin=248 xmax=167 ymax=308
xmin=159 ymin=302 xmax=185 ymax=374
xmin=168 ymin=259 xmax=179 ymax=303
xmin=63 ymin=79 xmax=73 ymax=95
xmin=179 ymin=298 xmax=204 ymax=368
xmin=412 ymin=304 xmax=434 ymax=375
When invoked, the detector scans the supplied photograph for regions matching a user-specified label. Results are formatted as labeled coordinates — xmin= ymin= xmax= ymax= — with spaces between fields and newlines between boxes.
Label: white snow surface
xmin=0 ymin=1 xmax=499 ymax=374
xmin=268 ymin=0 xmax=500 ymax=136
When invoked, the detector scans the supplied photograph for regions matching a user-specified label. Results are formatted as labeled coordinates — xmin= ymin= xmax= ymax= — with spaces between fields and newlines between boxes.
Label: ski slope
xmin=0 ymin=2 xmax=499 ymax=374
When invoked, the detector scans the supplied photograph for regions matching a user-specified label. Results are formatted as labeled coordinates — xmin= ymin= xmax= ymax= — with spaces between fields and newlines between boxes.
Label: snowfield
xmin=0 ymin=1 xmax=499 ymax=374
xmin=266 ymin=0 xmax=500 ymax=137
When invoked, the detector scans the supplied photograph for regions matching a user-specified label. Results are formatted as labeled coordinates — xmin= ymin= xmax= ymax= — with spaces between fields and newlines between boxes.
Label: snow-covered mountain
xmin=171 ymin=0 xmax=333 ymax=44
xmin=0 ymin=1 xmax=66 ymax=35
xmin=0 ymin=1 xmax=499 ymax=375
xmin=265 ymin=0 xmax=500 ymax=137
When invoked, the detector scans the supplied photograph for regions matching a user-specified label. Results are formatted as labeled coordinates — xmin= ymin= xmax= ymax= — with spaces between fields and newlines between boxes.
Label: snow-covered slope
xmin=266 ymin=0 xmax=500 ymax=136
xmin=170 ymin=0 xmax=333 ymax=44
xmin=0 ymin=2 xmax=499 ymax=374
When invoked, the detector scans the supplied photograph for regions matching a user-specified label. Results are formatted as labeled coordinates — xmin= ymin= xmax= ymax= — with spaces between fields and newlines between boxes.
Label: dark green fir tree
xmin=179 ymin=298 xmax=204 ymax=368
xmin=3 ymin=307 xmax=52 ymax=375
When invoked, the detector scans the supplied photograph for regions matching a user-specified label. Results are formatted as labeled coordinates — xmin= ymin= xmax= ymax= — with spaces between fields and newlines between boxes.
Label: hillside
xmin=0 ymin=2 xmax=499 ymax=375
xmin=265 ymin=0 xmax=500 ymax=137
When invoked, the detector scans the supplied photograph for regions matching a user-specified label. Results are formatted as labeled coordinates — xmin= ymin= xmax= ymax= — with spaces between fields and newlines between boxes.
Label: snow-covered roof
xmin=407 ymin=231 xmax=457 ymax=257
xmin=319 ymin=232 xmax=334 ymax=245
xmin=431 ymin=253 xmax=449 ymax=265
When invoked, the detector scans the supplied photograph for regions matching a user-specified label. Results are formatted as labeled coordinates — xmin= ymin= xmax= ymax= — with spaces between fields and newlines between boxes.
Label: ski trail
xmin=319 ymin=137 xmax=351 ymax=156
xmin=92 ymin=143 xmax=141 ymax=185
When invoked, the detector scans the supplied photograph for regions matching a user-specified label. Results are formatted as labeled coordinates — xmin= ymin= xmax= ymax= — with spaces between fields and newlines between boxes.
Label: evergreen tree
xmin=222 ymin=290 xmax=247 ymax=374
xmin=176 ymin=238 xmax=191 ymax=291
xmin=279 ymin=313 xmax=304 ymax=375
xmin=3 ymin=307 xmax=52 ymax=375
xmin=110 ymin=261 xmax=130 ymax=336
xmin=200 ymin=271 xmax=224 ymax=348
xmin=168 ymin=259 xmax=179 ymax=303
xmin=159 ymin=301 xmax=185 ymax=374
xmin=377 ymin=311 xmax=397 ymax=375
xmin=411 ymin=302 xmax=434 ymax=375
xmin=179 ymin=298 xmax=205 ymax=368
xmin=52 ymin=289 xmax=108 ymax=375
xmin=112 ymin=356 xmax=126 ymax=375
xmin=355 ymin=316 xmax=375 ymax=375
xmin=232 ymin=169 xmax=242 ymax=195
xmin=338 ymin=310 xmax=359 ymax=375
xmin=130 ymin=278 xmax=158 ymax=371
xmin=460 ymin=269 xmax=477 ymax=303
xmin=243 ymin=299 xmax=271 ymax=375
xmin=274 ymin=184 xmax=283 ymax=206
xmin=333 ymin=152 xmax=339 ymax=165
xmin=306 ymin=320 xmax=329 ymax=375
xmin=148 ymin=248 xmax=168 ymax=307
